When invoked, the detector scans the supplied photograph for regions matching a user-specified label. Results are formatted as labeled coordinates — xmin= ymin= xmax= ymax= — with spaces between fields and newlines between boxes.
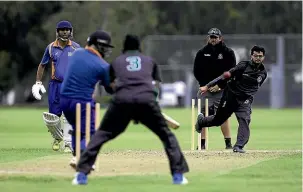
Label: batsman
xmin=32 ymin=20 xmax=80 ymax=153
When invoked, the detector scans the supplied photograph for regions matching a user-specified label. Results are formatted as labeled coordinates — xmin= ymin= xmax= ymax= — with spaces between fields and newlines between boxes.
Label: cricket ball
xmin=223 ymin=71 xmax=231 ymax=79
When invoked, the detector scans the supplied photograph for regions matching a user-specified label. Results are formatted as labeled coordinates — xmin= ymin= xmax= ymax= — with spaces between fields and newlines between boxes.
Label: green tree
xmin=42 ymin=1 xmax=158 ymax=62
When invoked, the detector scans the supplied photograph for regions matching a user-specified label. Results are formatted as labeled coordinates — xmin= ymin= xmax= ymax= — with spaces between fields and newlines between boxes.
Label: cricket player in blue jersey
xmin=32 ymin=20 xmax=80 ymax=153
xmin=60 ymin=30 xmax=114 ymax=168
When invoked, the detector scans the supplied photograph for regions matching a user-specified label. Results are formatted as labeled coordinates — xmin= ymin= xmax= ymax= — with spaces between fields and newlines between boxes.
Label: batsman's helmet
xmin=122 ymin=34 xmax=141 ymax=53
xmin=87 ymin=30 xmax=114 ymax=58
xmin=56 ymin=20 xmax=73 ymax=41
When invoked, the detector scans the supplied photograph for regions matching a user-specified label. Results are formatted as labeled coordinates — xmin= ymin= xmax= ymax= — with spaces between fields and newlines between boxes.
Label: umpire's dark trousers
xmin=76 ymin=99 xmax=189 ymax=175
xmin=198 ymin=89 xmax=252 ymax=148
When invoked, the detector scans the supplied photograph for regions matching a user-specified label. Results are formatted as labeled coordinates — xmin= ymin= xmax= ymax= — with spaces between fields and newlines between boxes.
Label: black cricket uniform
xmin=196 ymin=60 xmax=267 ymax=148
xmin=193 ymin=42 xmax=236 ymax=115
xmin=76 ymin=50 xmax=189 ymax=175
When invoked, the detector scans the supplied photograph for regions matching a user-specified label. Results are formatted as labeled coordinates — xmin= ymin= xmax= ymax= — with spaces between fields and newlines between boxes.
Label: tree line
xmin=0 ymin=1 xmax=301 ymax=93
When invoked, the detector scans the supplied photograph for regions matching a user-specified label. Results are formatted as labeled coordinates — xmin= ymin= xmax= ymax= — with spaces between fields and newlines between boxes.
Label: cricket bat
xmin=162 ymin=112 xmax=180 ymax=129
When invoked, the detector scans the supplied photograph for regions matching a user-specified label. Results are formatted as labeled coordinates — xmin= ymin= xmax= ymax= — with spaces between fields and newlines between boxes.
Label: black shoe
xmin=233 ymin=146 xmax=246 ymax=153
xmin=225 ymin=145 xmax=233 ymax=149
xmin=195 ymin=113 xmax=204 ymax=133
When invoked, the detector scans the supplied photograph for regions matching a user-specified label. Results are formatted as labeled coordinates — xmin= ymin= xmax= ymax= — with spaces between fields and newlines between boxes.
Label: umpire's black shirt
xmin=193 ymin=42 xmax=236 ymax=88
xmin=110 ymin=50 xmax=161 ymax=103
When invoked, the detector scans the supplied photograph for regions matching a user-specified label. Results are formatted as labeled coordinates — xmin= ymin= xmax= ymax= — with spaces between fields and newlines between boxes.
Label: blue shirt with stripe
xmin=60 ymin=47 xmax=110 ymax=101
xmin=40 ymin=40 xmax=80 ymax=81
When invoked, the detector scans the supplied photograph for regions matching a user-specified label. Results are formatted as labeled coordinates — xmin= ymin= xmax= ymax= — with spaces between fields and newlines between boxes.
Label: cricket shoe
xmin=72 ymin=172 xmax=87 ymax=185
xmin=195 ymin=113 xmax=204 ymax=133
xmin=172 ymin=173 xmax=188 ymax=185
xmin=64 ymin=147 xmax=72 ymax=153
xmin=233 ymin=146 xmax=246 ymax=153
xmin=69 ymin=157 xmax=96 ymax=171
xmin=63 ymin=142 xmax=73 ymax=153
xmin=52 ymin=139 xmax=64 ymax=151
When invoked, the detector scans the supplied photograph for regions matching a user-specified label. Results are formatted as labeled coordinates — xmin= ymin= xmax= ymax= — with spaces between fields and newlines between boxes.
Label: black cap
xmin=87 ymin=30 xmax=114 ymax=48
xmin=123 ymin=34 xmax=140 ymax=52
xmin=207 ymin=28 xmax=222 ymax=37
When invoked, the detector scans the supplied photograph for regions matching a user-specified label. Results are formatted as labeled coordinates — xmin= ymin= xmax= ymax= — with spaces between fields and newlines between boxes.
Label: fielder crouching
xmin=195 ymin=45 xmax=268 ymax=153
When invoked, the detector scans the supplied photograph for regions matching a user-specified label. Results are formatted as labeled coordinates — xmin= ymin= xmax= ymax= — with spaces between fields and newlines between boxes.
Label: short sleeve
xmin=40 ymin=45 xmax=51 ymax=65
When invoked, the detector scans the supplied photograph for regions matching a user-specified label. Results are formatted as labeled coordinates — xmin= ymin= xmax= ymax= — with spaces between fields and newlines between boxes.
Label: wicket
xmin=191 ymin=98 xmax=209 ymax=150
xmin=75 ymin=102 xmax=101 ymax=171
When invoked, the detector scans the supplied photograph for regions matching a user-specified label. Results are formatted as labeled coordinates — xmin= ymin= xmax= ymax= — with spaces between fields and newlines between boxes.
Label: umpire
xmin=73 ymin=34 xmax=189 ymax=185
xmin=193 ymin=28 xmax=236 ymax=150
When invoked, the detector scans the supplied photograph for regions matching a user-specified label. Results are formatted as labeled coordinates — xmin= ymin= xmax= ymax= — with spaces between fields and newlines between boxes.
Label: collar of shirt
xmin=85 ymin=46 xmax=102 ymax=59
xmin=53 ymin=39 xmax=72 ymax=48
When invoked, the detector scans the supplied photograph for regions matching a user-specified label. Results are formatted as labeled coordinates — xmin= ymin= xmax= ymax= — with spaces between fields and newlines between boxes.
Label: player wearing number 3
xmin=72 ymin=34 xmax=189 ymax=185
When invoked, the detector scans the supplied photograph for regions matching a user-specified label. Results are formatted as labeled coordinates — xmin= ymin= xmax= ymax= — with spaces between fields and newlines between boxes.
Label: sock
xmin=224 ymin=138 xmax=231 ymax=146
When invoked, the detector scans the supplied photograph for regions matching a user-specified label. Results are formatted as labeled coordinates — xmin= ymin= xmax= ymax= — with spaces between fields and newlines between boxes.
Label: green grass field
xmin=0 ymin=107 xmax=301 ymax=192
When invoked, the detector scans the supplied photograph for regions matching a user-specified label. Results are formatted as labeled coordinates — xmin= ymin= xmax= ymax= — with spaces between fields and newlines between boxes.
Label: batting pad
xmin=62 ymin=115 xmax=72 ymax=143
xmin=43 ymin=112 xmax=63 ymax=140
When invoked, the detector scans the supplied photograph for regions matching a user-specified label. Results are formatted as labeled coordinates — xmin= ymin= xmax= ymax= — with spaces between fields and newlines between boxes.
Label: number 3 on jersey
xmin=126 ymin=56 xmax=141 ymax=71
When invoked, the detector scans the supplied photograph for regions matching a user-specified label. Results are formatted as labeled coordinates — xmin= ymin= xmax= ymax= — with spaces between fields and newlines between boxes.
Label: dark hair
xmin=250 ymin=45 xmax=265 ymax=55
xmin=122 ymin=34 xmax=141 ymax=53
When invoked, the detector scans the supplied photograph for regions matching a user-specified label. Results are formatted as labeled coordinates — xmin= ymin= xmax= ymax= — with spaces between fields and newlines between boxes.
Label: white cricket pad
xmin=43 ymin=112 xmax=63 ymax=140
xmin=62 ymin=115 xmax=72 ymax=142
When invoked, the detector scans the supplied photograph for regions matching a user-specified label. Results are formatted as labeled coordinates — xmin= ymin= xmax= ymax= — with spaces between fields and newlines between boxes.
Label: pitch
xmin=0 ymin=107 xmax=301 ymax=191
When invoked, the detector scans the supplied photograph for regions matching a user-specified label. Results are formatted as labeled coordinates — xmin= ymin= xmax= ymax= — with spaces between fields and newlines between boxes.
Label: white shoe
xmin=91 ymin=164 xmax=96 ymax=171
xmin=52 ymin=139 xmax=64 ymax=151
xmin=173 ymin=173 xmax=188 ymax=185
xmin=64 ymin=147 xmax=72 ymax=153
xmin=63 ymin=142 xmax=73 ymax=153
xmin=180 ymin=176 xmax=188 ymax=185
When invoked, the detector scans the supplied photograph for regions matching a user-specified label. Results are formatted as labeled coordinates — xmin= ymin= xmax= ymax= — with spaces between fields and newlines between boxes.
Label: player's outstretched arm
xmin=200 ymin=61 xmax=247 ymax=94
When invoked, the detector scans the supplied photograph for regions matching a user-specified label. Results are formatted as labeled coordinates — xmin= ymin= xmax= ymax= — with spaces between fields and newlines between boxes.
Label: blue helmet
xmin=56 ymin=20 xmax=73 ymax=41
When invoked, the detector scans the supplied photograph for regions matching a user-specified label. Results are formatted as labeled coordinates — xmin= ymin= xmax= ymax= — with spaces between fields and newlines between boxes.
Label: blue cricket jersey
xmin=40 ymin=40 xmax=80 ymax=81
xmin=60 ymin=47 xmax=110 ymax=100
